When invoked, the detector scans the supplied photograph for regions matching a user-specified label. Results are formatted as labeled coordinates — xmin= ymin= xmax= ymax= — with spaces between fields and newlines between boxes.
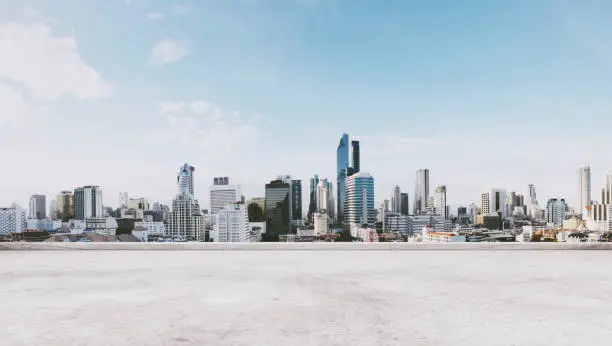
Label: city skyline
xmin=2 ymin=1 xmax=612 ymax=210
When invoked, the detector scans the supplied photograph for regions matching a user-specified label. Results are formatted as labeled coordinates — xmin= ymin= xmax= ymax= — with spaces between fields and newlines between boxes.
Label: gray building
xmin=265 ymin=178 xmax=292 ymax=240
xmin=29 ymin=194 xmax=46 ymax=220
xmin=414 ymin=169 xmax=430 ymax=215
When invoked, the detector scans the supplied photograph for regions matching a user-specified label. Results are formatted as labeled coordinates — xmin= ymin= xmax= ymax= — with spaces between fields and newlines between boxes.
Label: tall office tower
xmin=167 ymin=163 xmax=204 ymax=241
xmin=74 ymin=186 xmax=103 ymax=220
xmin=127 ymin=197 xmax=149 ymax=210
xmin=344 ymin=172 xmax=375 ymax=231
xmin=316 ymin=180 xmax=330 ymax=212
xmin=601 ymin=172 xmax=612 ymax=204
xmin=527 ymin=184 xmax=538 ymax=217
xmin=119 ymin=192 xmax=129 ymax=208
xmin=291 ymin=180 xmax=302 ymax=221
xmin=177 ymin=163 xmax=195 ymax=196
xmin=337 ymin=133 xmax=350 ymax=223
xmin=308 ymin=175 xmax=320 ymax=219
xmin=480 ymin=192 xmax=490 ymax=215
xmin=211 ymin=203 xmax=249 ymax=242
xmin=400 ymin=193 xmax=409 ymax=216
xmin=546 ymin=198 xmax=568 ymax=227
xmin=390 ymin=185 xmax=401 ymax=213
xmin=434 ymin=185 xmax=448 ymax=220
xmin=0 ymin=205 xmax=26 ymax=235
xmin=413 ymin=169 xmax=430 ymax=215
xmin=579 ymin=166 xmax=592 ymax=212
xmin=328 ymin=182 xmax=335 ymax=220
xmin=265 ymin=177 xmax=292 ymax=239
xmin=351 ymin=140 xmax=360 ymax=175
xmin=486 ymin=189 xmax=507 ymax=218
xmin=56 ymin=191 xmax=74 ymax=220
xmin=210 ymin=177 xmax=241 ymax=215
xmin=28 ymin=195 xmax=46 ymax=219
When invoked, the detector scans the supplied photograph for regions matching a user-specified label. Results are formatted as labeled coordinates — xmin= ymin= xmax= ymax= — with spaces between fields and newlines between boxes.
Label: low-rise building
xmin=422 ymin=226 xmax=466 ymax=243
xmin=134 ymin=221 xmax=166 ymax=237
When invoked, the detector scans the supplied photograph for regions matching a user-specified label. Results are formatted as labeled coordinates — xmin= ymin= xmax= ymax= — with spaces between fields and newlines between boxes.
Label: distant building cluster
xmin=1 ymin=136 xmax=610 ymax=243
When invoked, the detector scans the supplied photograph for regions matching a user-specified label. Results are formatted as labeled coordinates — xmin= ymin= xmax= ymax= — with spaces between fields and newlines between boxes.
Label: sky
xmin=1 ymin=0 xmax=612 ymax=213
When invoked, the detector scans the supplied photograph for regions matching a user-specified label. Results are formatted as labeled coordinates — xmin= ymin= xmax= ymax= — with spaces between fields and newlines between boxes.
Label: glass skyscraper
xmin=336 ymin=133 xmax=350 ymax=223
xmin=291 ymin=179 xmax=302 ymax=221
xmin=345 ymin=172 xmax=376 ymax=229
xmin=264 ymin=178 xmax=292 ymax=240
xmin=413 ymin=169 xmax=430 ymax=215
xmin=308 ymin=175 xmax=319 ymax=221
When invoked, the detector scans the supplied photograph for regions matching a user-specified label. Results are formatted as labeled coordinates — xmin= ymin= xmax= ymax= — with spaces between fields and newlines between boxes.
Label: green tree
xmin=248 ymin=202 xmax=265 ymax=222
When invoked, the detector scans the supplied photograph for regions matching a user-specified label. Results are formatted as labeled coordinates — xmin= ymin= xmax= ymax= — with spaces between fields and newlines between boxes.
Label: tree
xmin=248 ymin=202 xmax=265 ymax=222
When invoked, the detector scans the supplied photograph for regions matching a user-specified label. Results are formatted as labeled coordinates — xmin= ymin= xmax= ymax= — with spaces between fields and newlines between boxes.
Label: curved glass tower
xmin=337 ymin=134 xmax=349 ymax=223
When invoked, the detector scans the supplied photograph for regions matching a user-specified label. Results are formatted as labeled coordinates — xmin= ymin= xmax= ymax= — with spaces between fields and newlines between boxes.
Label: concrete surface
xmin=1 ymin=250 xmax=612 ymax=345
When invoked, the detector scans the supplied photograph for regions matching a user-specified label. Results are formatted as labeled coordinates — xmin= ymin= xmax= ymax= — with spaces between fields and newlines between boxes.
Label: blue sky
xmin=1 ymin=0 xmax=612 ymax=212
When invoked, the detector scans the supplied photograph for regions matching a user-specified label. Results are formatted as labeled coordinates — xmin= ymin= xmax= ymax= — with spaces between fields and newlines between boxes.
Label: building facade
xmin=434 ymin=185 xmax=448 ymax=220
xmin=414 ymin=169 xmax=430 ymax=215
xmin=211 ymin=203 xmax=250 ymax=242
xmin=579 ymin=166 xmax=591 ymax=213
xmin=337 ymin=133 xmax=350 ymax=223
xmin=264 ymin=177 xmax=292 ymax=239
xmin=0 ymin=205 xmax=26 ymax=235
xmin=210 ymin=177 xmax=241 ymax=215
xmin=546 ymin=198 xmax=568 ymax=227
xmin=390 ymin=185 xmax=401 ymax=214
xmin=28 ymin=195 xmax=46 ymax=220
xmin=345 ymin=172 xmax=375 ymax=231
xmin=400 ymin=193 xmax=409 ymax=216
xmin=74 ymin=186 xmax=103 ymax=220
xmin=167 ymin=163 xmax=204 ymax=241
xmin=291 ymin=179 xmax=302 ymax=221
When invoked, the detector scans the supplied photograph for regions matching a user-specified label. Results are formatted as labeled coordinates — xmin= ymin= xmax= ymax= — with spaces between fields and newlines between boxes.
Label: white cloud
xmin=148 ymin=39 xmax=190 ymax=66
xmin=0 ymin=83 xmax=29 ymax=123
xmin=147 ymin=12 xmax=166 ymax=21
xmin=149 ymin=100 xmax=261 ymax=153
xmin=0 ymin=22 xmax=113 ymax=100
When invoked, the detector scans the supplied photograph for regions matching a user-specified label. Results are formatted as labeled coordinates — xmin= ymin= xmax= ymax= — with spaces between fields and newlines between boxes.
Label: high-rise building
xmin=265 ymin=177 xmax=292 ymax=239
xmin=308 ymin=175 xmax=320 ymax=219
xmin=167 ymin=163 xmax=204 ymax=241
xmin=337 ymin=134 xmax=350 ymax=223
xmin=413 ymin=169 xmax=430 ymax=215
xmin=127 ymin=197 xmax=149 ymax=211
xmin=56 ymin=191 xmax=74 ymax=220
xmin=119 ymin=192 xmax=129 ymax=208
xmin=434 ymin=185 xmax=448 ymax=220
xmin=527 ymin=184 xmax=538 ymax=217
xmin=546 ymin=198 xmax=567 ymax=227
xmin=211 ymin=203 xmax=250 ymax=242
xmin=480 ymin=192 xmax=490 ymax=215
xmin=0 ymin=205 xmax=26 ymax=235
xmin=400 ymin=193 xmax=409 ymax=216
xmin=328 ymin=182 xmax=335 ymax=220
xmin=28 ymin=195 xmax=46 ymax=220
xmin=601 ymin=172 xmax=612 ymax=205
xmin=74 ymin=186 xmax=103 ymax=220
xmin=313 ymin=212 xmax=329 ymax=235
xmin=390 ymin=185 xmax=401 ymax=214
xmin=210 ymin=177 xmax=241 ymax=214
xmin=345 ymin=172 xmax=375 ymax=231
xmin=177 ymin=164 xmax=195 ymax=196
xmin=579 ymin=166 xmax=591 ymax=213
xmin=488 ymin=189 xmax=507 ymax=218
xmin=291 ymin=179 xmax=302 ymax=221
xmin=351 ymin=140 xmax=360 ymax=175
xmin=316 ymin=180 xmax=330 ymax=212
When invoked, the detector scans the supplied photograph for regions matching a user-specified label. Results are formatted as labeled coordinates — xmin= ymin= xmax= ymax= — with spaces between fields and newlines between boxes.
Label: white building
xmin=0 ymin=205 xmax=26 ymax=235
xmin=316 ymin=180 xmax=330 ymax=212
xmin=351 ymin=226 xmax=379 ymax=242
xmin=74 ymin=185 xmax=103 ymax=220
xmin=26 ymin=219 xmax=62 ymax=232
xmin=127 ymin=197 xmax=149 ymax=210
xmin=211 ymin=203 xmax=249 ymax=242
xmin=134 ymin=221 xmax=166 ymax=237
xmin=384 ymin=213 xmax=409 ymax=234
xmin=84 ymin=217 xmax=117 ymax=236
xmin=210 ymin=177 xmax=241 ymax=215
xmin=313 ymin=212 xmax=329 ymax=235
xmin=433 ymin=185 xmax=448 ymax=219
xmin=481 ymin=189 xmax=507 ymax=218
xmin=345 ymin=172 xmax=375 ymax=233
xmin=584 ymin=203 xmax=612 ymax=232
xmin=546 ymin=198 xmax=567 ymax=227
xmin=579 ymin=166 xmax=591 ymax=213
xmin=422 ymin=226 xmax=465 ymax=243
xmin=167 ymin=163 xmax=204 ymax=241
xmin=390 ymin=185 xmax=401 ymax=214
xmin=527 ymin=184 xmax=539 ymax=218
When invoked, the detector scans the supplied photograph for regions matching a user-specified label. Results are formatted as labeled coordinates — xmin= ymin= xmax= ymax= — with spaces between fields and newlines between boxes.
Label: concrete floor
xmin=1 ymin=250 xmax=611 ymax=345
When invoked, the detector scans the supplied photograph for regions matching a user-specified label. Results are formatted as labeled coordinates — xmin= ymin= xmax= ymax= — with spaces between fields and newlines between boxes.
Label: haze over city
xmin=2 ymin=0 xmax=612 ymax=210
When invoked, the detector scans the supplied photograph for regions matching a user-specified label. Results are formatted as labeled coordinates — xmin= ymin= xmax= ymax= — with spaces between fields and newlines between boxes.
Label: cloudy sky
xmin=1 ymin=0 xmax=612 ymax=212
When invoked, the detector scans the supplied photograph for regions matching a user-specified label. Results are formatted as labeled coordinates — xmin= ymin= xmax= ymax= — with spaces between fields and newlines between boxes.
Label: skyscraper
xmin=527 ymin=184 xmax=539 ymax=218
xmin=413 ymin=169 xmax=430 ymax=215
xmin=351 ymin=140 xmax=360 ymax=175
xmin=400 ymin=193 xmax=409 ymax=216
xmin=434 ymin=185 xmax=448 ymax=220
xmin=292 ymin=179 xmax=302 ymax=221
xmin=56 ymin=191 xmax=74 ymax=220
xmin=316 ymin=180 xmax=330 ymax=212
xmin=546 ymin=198 xmax=567 ymax=227
xmin=74 ymin=186 xmax=103 ymax=220
xmin=344 ymin=172 xmax=375 ymax=231
xmin=210 ymin=177 xmax=241 ymax=215
xmin=337 ymin=133 xmax=350 ymax=223
xmin=119 ymin=192 xmax=129 ymax=208
xmin=167 ymin=163 xmax=204 ymax=241
xmin=485 ymin=189 xmax=507 ymax=218
xmin=28 ymin=195 xmax=46 ymax=220
xmin=211 ymin=203 xmax=250 ymax=242
xmin=308 ymin=175 xmax=319 ymax=220
xmin=390 ymin=185 xmax=401 ymax=214
xmin=579 ymin=166 xmax=591 ymax=213
xmin=603 ymin=173 xmax=612 ymax=205
xmin=264 ymin=177 xmax=292 ymax=240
